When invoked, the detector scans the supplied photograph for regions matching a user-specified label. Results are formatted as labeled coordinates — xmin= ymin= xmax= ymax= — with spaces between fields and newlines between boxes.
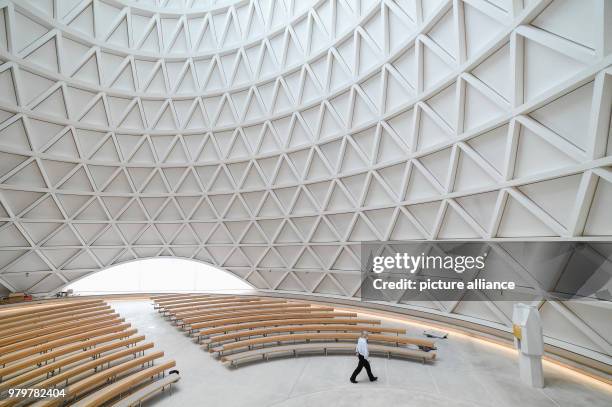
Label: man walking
xmin=350 ymin=331 xmax=378 ymax=383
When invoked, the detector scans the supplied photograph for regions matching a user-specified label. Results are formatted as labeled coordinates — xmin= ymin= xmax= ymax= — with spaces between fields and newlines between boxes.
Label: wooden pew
xmin=159 ymin=295 xmax=274 ymax=305
xmin=152 ymin=292 xmax=235 ymax=300
xmin=0 ymin=317 xmax=125 ymax=354
xmin=210 ymin=332 xmax=436 ymax=356
xmin=33 ymin=346 xmax=159 ymax=392
xmin=195 ymin=318 xmax=382 ymax=341
xmin=69 ymin=361 xmax=177 ymax=407
xmin=156 ymin=294 xmax=249 ymax=305
xmin=179 ymin=308 xmax=336 ymax=332
xmin=150 ymin=293 xmax=189 ymax=298
xmin=0 ymin=300 xmax=105 ymax=322
xmin=164 ymin=299 xmax=289 ymax=315
xmin=111 ymin=371 xmax=180 ymax=407
xmin=27 ymin=352 xmax=167 ymax=407
xmin=0 ymin=313 xmax=121 ymax=347
xmin=159 ymin=297 xmax=268 ymax=314
xmin=0 ymin=346 xmax=155 ymax=407
xmin=203 ymin=324 xmax=406 ymax=348
xmin=0 ymin=300 xmax=179 ymax=407
xmin=221 ymin=343 xmax=436 ymax=367
xmin=0 ymin=339 xmax=151 ymax=393
xmin=188 ymin=311 xmax=358 ymax=331
xmin=177 ymin=305 xmax=326 ymax=327
xmin=169 ymin=301 xmax=306 ymax=316
xmin=153 ymin=296 xmax=220 ymax=309
xmin=0 ymin=329 xmax=138 ymax=380
xmin=0 ymin=307 xmax=114 ymax=338
xmin=0 ymin=323 xmax=132 ymax=366
xmin=0 ymin=302 xmax=109 ymax=329
xmin=151 ymin=294 xmax=218 ymax=303
xmin=156 ymin=296 xmax=247 ymax=310
xmin=151 ymin=294 xmax=200 ymax=301
xmin=180 ymin=306 xmax=333 ymax=323
xmin=165 ymin=301 xmax=289 ymax=319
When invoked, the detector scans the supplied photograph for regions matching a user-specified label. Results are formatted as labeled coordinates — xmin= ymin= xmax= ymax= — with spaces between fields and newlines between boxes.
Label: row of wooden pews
xmin=151 ymin=294 xmax=437 ymax=367
xmin=0 ymin=299 xmax=178 ymax=406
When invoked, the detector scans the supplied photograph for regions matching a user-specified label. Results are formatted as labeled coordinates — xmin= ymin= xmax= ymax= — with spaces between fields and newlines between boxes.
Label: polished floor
xmin=110 ymin=300 xmax=611 ymax=407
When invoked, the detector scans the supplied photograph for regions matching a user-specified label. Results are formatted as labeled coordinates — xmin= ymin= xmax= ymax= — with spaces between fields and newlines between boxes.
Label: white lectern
xmin=512 ymin=304 xmax=544 ymax=388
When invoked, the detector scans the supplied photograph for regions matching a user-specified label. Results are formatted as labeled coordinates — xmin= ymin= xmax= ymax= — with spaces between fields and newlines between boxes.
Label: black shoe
xmin=370 ymin=377 xmax=378 ymax=382
xmin=350 ymin=379 xmax=358 ymax=383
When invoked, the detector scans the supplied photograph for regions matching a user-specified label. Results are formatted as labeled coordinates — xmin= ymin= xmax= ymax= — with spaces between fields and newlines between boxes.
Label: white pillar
xmin=512 ymin=304 xmax=544 ymax=388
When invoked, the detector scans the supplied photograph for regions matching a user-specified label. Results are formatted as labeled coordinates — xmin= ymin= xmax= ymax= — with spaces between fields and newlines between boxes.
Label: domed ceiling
xmin=0 ymin=0 xmax=610 ymax=365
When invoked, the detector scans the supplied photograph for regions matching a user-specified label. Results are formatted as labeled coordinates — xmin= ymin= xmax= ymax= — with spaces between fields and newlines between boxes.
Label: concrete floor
xmin=110 ymin=300 xmax=611 ymax=407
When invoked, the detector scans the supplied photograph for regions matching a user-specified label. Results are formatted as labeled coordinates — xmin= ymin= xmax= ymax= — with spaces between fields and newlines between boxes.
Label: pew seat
xmin=210 ymin=332 xmax=436 ymax=356
xmin=0 ymin=300 xmax=178 ymax=407
xmin=110 ymin=371 xmax=180 ymax=407
xmin=28 ymin=353 xmax=166 ymax=407
xmin=202 ymin=324 xmax=406 ymax=349
xmin=195 ymin=318 xmax=381 ymax=341
xmin=187 ymin=311 xmax=358 ymax=332
xmin=0 ymin=341 xmax=152 ymax=394
xmin=69 ymin=361 xmax=177 ymax=407
xmin=221 ymin=343 xmax=436 ymax=367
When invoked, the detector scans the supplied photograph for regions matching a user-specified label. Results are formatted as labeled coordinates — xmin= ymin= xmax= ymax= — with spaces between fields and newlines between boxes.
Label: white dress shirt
xmin=356 ymin=337 xmax=369 ymax=358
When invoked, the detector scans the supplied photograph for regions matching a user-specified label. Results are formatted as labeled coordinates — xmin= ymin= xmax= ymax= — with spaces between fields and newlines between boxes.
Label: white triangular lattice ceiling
xmin=0 ymin=0 xmax=611 ymax=365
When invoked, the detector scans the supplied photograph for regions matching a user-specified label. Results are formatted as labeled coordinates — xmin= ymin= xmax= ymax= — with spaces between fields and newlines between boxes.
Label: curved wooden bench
xmin=151 ymin=294 xmax=210 ymax=301
xmin=153 ymin=292 xmax=237 ymax=300
xmin=0 ymin=301 xmax=179 ymax=407
xmin=157 ymin=296 xmax=253 ymax=310
xmin=159 ymin=297 xmax=247 ymax=311
xmin=170 ymin=301 xmax=297 ymax=315
xmin=0 ymin=329 xmax=138 ymax=380
xmin=0 ymin=303 xmax=109 ymax=329
xmin=178 ymin=305 xmax=327 ymax=326
xmin=111 ymin=371 xmax=180 ymax=407
xmin=188 ymin=311 xmax=357 ymax=331
xmin=167 ymin=300 xmax=292 ymax=317
xmin=37 ymin=346 xmax=159 ymax=392
xmin=221 ymin=343 xmax=436 ymax=367
xmin=203 ymin=324 xmax=406 ymax=349
xmin=0 ymin=339 xmax=151 ymax=394
xmin=153 ymin=297 xmax=223 ymax=309
xmin=0 ymin=307 xmax=115 ymax=338
xmin=69 ymin=361 xmax=177 ymax=407
xmin=0 ymin=323 xmax=132 ymax=366
xmin=151 ymin=295 xmax=198 ymax=306
xmin=0 ymin=300 xmax=105 ymax=323
xmin=0 ymin=345 xmax=156 ymax=407
xmin=152 ymin=294 xmax=227 ymax=304
xmin=0 ymin=317 xmax=125 ymax=354
xmin=151 ymin=293 xmax=193 ymax=299
xmin=160 ymin=298 xmax=274 ymax=314
xmin=0 ymin=313 xmax=121 ymax=348
xmin=211 ymin=332 xmax=436 ymax=356
xmin=167 ymin=301 xmax=291 ymax=319
xmin=0 ymin=304 xmax=112 ymax=330
xmin=159 ymin=295 xmax=266 ymax=306
xmin=195 ymin=318 xmax=382 ymax=341
xmin=28 ymin=353 xmax=167 ymax=407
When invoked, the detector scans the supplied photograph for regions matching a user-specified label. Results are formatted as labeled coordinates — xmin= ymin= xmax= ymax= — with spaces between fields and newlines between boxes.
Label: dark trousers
xmin=350 ymin=354 xmax=375 ymax=381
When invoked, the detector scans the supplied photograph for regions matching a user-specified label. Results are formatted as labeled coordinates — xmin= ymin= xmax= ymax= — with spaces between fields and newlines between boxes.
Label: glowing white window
xmin=65 ymin=258 xmax=254 ymax=294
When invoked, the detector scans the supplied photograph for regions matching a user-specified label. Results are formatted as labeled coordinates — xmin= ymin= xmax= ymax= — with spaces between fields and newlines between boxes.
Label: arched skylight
xmin=65 ymin=258 xmax=254 ymax=294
